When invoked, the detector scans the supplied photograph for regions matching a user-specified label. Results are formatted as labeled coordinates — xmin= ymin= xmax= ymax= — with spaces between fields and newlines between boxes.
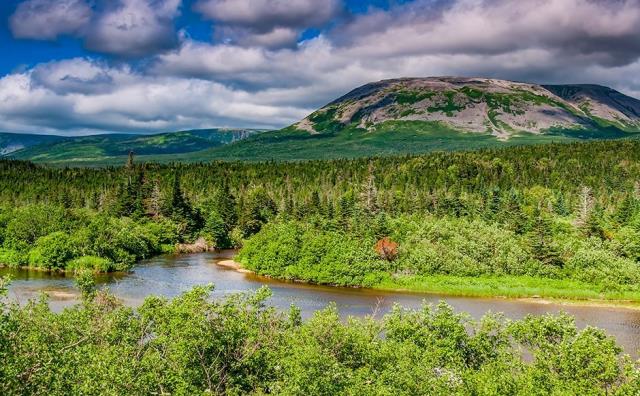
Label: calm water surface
xmin=3 ymin=251 xmax=640 ymax=355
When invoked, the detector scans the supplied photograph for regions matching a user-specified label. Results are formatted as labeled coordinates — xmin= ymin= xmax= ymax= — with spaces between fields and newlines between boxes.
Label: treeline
xmin=2 ymin=140 xmax=640 ymax=222
xmin=1 ymin=280 xmax=638 ymax=395
xmin=3 ymin=139 xmax=640 ymax=274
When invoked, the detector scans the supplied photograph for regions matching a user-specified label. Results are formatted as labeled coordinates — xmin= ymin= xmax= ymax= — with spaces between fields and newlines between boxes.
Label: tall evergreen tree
xmin=361 ymin=162 xmax=378 ymax=215
xmin=239 ymin=187 xmax=276 ymax=237
xmin=167 ymin=172 xmax=202 ymax=237
xmin=215 ymin=180 xmax=238 ymax=229
xmin=615 ymin=193 xmax=636 ymax=225
xmin=553 ymin=192 xmax=570 ymax=216
xmin=309 ymin=190 xmax=321 ymax=215
xmin=529 ymin=206 xmax=563 ymax=268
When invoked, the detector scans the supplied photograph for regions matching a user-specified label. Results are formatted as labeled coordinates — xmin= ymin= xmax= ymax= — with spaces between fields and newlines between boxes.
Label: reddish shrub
xmin=374 ymin=237 xmax=398 ymax=261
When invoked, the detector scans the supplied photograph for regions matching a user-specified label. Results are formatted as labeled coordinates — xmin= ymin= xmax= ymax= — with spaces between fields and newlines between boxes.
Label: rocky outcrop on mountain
xmin=295 ymin=77 xmax=640 ymax=138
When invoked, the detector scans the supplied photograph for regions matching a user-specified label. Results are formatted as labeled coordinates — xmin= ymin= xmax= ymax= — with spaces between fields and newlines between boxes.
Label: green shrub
xmin=240 ymin=215 xmax=640 ymax=291
xmin=613 ymin=226 xmax=640 ymax=261
xmin=3 ymin=205 xmax=66 ymax=252
xmin=0 ymin=248 xmax=27 ymax=268
xmin=565 ymin=247 xmax=640 ymax=289
xmin=67 ymin=256 xmax=115 ymax=272
xmin=28 ymin=232 xmax=75 ymax=270
xmin=3 ymin=286 xmax=635 ymax=395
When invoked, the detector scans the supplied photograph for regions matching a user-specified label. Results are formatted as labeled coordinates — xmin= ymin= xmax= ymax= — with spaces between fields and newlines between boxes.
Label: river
xmin=2 ymin=251 xmax=640 ymax=355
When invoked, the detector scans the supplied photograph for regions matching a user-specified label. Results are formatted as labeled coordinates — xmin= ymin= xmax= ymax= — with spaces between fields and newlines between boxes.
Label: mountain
xmin=6 ymin=128 xmax=264 ymax=165
xmin=296 ymin=78 xmax=640 ymax=136
xmin=7 ymin=77 xmax=640 ymax=165
xmin=197 ymin=77 xmax=640 ymax=161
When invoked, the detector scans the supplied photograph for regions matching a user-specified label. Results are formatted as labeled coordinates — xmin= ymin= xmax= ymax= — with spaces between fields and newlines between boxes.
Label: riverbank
xmin=6 ymin=251 xmax=640 ymax=358
xmin=225 ymin=257 xmax=640 ymax=310
xmin=375 ymin=274 xmax=640 ymax=311
xmin=215 ymin=258 xmax=254 ymax=273
xmin=0 ymin=239 xmax=218 ymax=275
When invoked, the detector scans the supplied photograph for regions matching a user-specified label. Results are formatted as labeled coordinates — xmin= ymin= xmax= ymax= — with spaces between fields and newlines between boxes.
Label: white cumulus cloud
xmin=3 ymin=0 xmax=640 ymax=135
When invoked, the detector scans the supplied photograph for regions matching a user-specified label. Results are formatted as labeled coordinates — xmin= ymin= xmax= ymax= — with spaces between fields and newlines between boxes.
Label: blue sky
xmin=1 ymin=0 xmax=639 ymax=135
xmin=0 ymin=0 xmax=409 ymax=76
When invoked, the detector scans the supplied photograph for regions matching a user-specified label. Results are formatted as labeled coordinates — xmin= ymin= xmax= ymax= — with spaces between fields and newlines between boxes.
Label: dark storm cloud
xmin=194 ymin=0 xmax=342 ymax=49
xmin=9 ymin=0 xmax=92 ymax=40
xmin=332 ymin=0 xmax=640 ymax=68
xmin=83 ymin=0 xmax=182 ymax=57
xmin=9 ymin=0 xmax=182 ymax=57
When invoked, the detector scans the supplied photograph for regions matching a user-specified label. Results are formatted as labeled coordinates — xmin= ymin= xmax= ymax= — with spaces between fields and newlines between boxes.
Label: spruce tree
xmin=361 ymin=162 xmax=378 ymax=215
xmin=239 ymin=188 xmax=276 ymax=237
xmin=310 ymin=190 xmax=321 ymax=215
xmin=168 ymin=172 xmax=202 ymax=237
xmin=529 ymin=206 xmax=563 ymax=268
xmin=215 ymin=181 xmax=238 ymax=229
xmin=585 ymin=204 xmax=607 ymax=239
xmin=553 ymin=192 xmax=570 ymax=216
xmin=615 ymin=193 xmax=636 ymax=225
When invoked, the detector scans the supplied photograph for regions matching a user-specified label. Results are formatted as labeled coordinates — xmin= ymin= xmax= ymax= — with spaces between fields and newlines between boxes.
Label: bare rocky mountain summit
xmin=295 ymin=77 xmax=640 ymax=138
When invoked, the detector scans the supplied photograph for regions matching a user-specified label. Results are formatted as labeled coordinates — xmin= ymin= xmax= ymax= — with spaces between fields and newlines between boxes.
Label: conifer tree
xmin=148 ymin=180 xmax=163 ymax=218
xmin=167 ymin=172 xmax=202 ymax=237
xmin=529 ymin=206 xmax=563 ymax=268
xmin=215 ymin=180 xmax=237 ymax=230
xmin=337 ymin=191 xmax=356 ymax=230
xmin=615 ymin=193 xmax=636 ymax=225
xmin=576 ymin=186 xmax=594 ymax=228
xmin=126 ymin=150 xmax=134 ymax=170
xmin=553 ymin=192 xmax=570 ymax=216
xmin=585 ymin=204 xmax=607 ymax=239
xmin=310 ymin=190 xmax=321 ymax=215
xmin=239 ymin=187 xmax=276 ymax=237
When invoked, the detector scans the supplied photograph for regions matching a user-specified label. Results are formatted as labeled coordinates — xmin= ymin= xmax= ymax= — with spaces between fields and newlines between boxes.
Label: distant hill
xmin=6 ymin=129 xmax=264 ymax=165
xmin=0 ymin=133 xmax=68 ymax=156
xmin=7 ymin=77 xmax=640 ymax=165
xmin=196 ymin=77 xmax=640 ymax=161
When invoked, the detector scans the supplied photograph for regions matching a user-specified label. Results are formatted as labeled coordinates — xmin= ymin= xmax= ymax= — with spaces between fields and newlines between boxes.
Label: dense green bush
xmin=239 ymin=221 xmax=389 ymax=286
xmin=565 ymin=247 xmax=640 ymax=289
xmin=240 ymin=215 xmax=640 ymax=292
xmin=2 ymin=205 xmax=66 ymax=252
xmin=0 ymin=206 xmax=183 ymax=272
xmin=67 ymin=256 xmax=115 ymax=272
xmin=28 ymin=231 xmax=75 ymax=270
xmin=0 ymin=248 xmax=27 ymax=268
xmin=390 ymin=216 xmax=536 ymax=277
xmin=0 ymin=284 xmax=637 ymax=395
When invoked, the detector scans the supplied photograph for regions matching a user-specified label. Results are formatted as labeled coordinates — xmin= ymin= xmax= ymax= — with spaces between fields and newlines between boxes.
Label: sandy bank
xmin=215 ymin=259 xmax=253 ymax=273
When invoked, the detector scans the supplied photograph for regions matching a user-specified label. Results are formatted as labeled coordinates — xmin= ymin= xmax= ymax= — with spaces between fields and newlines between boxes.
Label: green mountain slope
xmin=7 ymin=77 xmax=640 ymax=164
xmin=7 ymin=129 xmax=264 ymax=165
xmin=0 ymin=133 xmax=68 ymax=155
xmin=196 ymin=77 xmax=640 ymax=161
xmin=181 ymin=121 xmax=581 ymax=162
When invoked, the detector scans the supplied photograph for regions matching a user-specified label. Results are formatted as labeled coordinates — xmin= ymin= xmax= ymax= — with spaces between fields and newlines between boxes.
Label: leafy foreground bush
xmin=0 ymin=278 xmax=639 ymax=395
